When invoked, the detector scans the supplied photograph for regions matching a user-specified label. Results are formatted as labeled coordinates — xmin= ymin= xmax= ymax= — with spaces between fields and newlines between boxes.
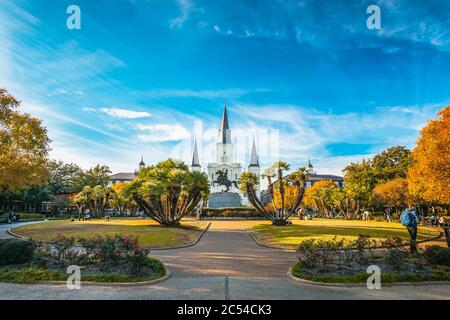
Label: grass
xmin=0 ymin=257 xmax=166 ymax=284
xmin=12 ymin=218 xmax=206 ymax=249
xmin=291 ymin=262 xmax=450 ymax=284
xmin=244 ymin=219 xmax=440 ymax=249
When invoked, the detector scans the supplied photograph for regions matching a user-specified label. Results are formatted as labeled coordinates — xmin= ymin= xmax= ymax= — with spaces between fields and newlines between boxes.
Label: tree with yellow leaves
xmin=0 ymin=88 xmax=50 ymax=192
xmin=408 ymin=106 xmax=450 ymax=205
xmin=272 ymin=184 xmax=298 ymax=212
xmin=111 ymin=181 xmax=130 ymax=215
xmin=373 ymin=178 xmax=411 ymax=213
xmin=303 ymin=180 xmax=338 ymax=218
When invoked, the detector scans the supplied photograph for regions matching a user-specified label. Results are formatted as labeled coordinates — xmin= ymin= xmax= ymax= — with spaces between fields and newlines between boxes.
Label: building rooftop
xmin=109 ymin=172 xmax=136 ymax=181
xmin=308 ymin=173 xmax=344 ymax=181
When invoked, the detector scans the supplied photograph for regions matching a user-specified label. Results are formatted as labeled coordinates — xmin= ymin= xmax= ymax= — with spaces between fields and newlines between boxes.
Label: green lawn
xmin=244 ymin=219 xmax=440 ymax=249
xmin=12 ymin=218 xmax=207 ymax=249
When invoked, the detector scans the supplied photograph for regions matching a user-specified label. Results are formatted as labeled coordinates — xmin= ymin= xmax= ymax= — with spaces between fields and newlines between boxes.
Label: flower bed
xmin=291 ymin=235 xmax=450 ymax=284
xmin=0 ymin=234 xmax=166 ymax=284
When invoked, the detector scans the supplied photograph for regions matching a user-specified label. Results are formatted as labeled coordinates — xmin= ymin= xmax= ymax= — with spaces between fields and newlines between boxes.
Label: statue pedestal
xmin=208 ymin=192 xmax=242 ymax=208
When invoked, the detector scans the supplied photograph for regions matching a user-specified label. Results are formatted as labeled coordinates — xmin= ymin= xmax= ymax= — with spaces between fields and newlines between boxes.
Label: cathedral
xmin=190 ymin=103 xmax=261 ymax=208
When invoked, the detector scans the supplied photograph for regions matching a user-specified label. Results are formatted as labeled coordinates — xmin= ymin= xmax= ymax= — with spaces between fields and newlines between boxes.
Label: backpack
xmin=400 ymin=210 xmax=415 ymax=227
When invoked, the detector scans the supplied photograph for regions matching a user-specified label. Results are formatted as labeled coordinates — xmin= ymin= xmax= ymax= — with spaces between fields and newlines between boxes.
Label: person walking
xmin=385 ymin=207 xmax=392 ymax=223
xmin=297 ymin=207 xmax=304 ymax=220
xmin=438 ymin=216 xmax=450 ymax=247
xmin=400 ymin=204 xmax=421 ymax=253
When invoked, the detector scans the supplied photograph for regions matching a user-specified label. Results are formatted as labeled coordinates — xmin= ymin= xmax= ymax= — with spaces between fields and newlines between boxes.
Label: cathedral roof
xmin=109 ymin=172 xmax=136 ymax=181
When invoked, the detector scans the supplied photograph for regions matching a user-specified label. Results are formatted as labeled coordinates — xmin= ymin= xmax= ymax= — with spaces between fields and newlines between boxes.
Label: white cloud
xmin=100 ymin=108 xmax=151 ymax=119
xmin=82 ymin=107 xmax=97 ymax=113
xmin=245 ymin=30 xmax=254 ymax=38
xmin=137 ymin=124 xmax=191 ymax=142
xmin=170 ymin=0 xmax=194 ymax=28
xmin=213 ymin=25 xmax=220 ymax=32
xmin=139 ymin=87 xmax=269 ymax=99
xmin=230 ymin=101 xmax=446 ymax=175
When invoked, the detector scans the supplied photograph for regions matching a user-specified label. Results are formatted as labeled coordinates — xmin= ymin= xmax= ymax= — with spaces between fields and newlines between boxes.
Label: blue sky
xmin=1 ymin=0 xmax=449 ymax=175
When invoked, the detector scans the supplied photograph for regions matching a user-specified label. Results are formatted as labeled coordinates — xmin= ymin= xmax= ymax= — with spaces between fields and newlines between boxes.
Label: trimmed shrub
xmin=351 ymin=234 xmax=376 ymax=264
xmin=297 ymin=237 xmax=349 ymax=269
xmin=36 ymin=234 xmax=152 ymax=274
xmin=203 ymin=207 xmax=258 ymax=218
xmin=424 ymin=246 xmax=450 ymax=267
xmin=381 ymin=237 xmax=409 ymax=271
xmin=0 ymin=239 xmax=35 ymax=265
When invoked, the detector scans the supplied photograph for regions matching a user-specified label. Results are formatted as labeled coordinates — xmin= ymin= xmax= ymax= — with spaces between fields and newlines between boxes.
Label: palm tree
xmin=239 ymin=161 xmax=308 ymax=225
xmin=124 ymin=159 xmax=209 ymax=226
xmin=261 ymin=166 xmax=277 ymax=212
xmin=239 ymin=172 xmax=274 ymax=221
xmin=285 ymin=167 xmax=308 ymax=219
xmin=273 ymin=161 xmax=290 ymax=219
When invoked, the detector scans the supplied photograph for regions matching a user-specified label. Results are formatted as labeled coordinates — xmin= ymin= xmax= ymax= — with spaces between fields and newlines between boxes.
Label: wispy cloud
xmin=170 ymin=0 xmax=196 ymax=28
xmin=84 ymin=107 xmax=152 ymax=119
xmin=230 ymin=101 xmax=445 ymax=174
xmin=137 ymin=124 xmax=191 ymax=142
xmin=100 ymin=108 xmax=151 ymax=119
xmin=139 ymin=87 xmax=269 ymax=99
xmin=188 ymin=0 xmax=450 ymax=51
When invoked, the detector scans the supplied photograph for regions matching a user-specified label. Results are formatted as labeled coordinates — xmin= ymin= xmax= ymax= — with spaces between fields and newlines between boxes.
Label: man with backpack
xmin=400 ymin=204 xmax=421 ymax=253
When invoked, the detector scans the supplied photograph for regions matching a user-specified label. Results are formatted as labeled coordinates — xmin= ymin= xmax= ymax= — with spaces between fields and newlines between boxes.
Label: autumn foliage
xmin=408 ymin=106 xmax=450 ymax=205
xmin=0 ymin=88 xmax=50 ymax=192
xmin=373 ymin=178 xmax=411 ymax=210
xmin=271 ymin=184 xmax=299 ymax=211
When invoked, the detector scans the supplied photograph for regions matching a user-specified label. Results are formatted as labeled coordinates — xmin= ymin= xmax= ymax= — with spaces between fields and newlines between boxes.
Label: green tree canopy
xmin=46 ymin=160 xmax=84 ymax=194
xmin=124 ymin=159 xmax=209 ymax=225
xmin=78 ymin=164 xmax=111 ymax=187
xmin=371 ymin=146 xmax=412 ymax=182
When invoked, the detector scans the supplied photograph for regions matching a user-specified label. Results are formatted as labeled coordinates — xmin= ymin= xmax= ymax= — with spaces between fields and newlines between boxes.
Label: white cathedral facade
xmin=190 ymin=104 xmax=260 ymax=207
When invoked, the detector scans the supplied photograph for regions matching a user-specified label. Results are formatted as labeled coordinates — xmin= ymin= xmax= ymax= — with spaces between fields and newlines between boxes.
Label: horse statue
xmin=211 ymin=169 xmax=238 ymax=192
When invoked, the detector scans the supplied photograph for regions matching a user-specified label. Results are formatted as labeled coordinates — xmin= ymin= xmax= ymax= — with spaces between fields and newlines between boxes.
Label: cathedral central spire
xmin=221 ymin=99 xmax=230 ymax=143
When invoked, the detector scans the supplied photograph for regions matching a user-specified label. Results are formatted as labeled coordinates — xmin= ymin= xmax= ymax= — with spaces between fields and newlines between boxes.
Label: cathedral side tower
xmin=247 ymin=137 xmax=261 ymax=197
xmin=190 ymin=140 xmax=202 ymax=172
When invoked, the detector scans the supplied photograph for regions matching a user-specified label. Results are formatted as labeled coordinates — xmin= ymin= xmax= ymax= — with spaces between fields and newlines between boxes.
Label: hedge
xmin=0 ymin=239 xmax=35 ymax=266
xmin=202 ymin=207 xmax=259 ymax=218
xmin=0 ymin=213 xmax=46 ymax=220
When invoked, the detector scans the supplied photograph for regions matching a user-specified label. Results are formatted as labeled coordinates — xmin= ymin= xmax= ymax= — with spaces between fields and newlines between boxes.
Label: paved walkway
xmin=0 ymin=220 xmax=449 ymax=300
xmin=0 ymin=220 xmax=44 ymax=239
xmin=154 ymin=221 xmax=295 ymax=277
